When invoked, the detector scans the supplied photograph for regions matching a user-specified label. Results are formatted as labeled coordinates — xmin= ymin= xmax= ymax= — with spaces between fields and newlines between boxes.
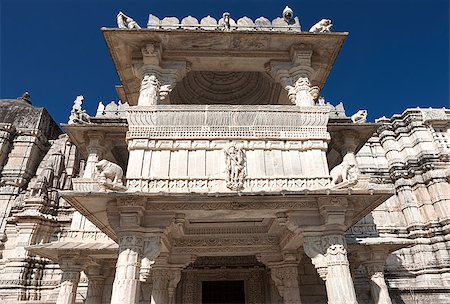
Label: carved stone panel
xmin=178 ymin=257 xmax=267 ymax=304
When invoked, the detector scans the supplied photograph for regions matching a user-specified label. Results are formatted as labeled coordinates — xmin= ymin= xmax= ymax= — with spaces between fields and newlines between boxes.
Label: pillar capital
xmin=266 ymin=44 xmax=320 ymax=107
xmin=303 ymin=234 xmax=358 ymax=304
xmin=317 ymin=197 xmax=350 ymax=231
xmin=135 ymin=60 xmax=189 ymax=105
xmin=151 ymin=267 xmax=183 ymax=304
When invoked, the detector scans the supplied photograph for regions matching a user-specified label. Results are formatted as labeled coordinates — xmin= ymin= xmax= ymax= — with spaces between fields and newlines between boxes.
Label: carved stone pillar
xmin=83 ymin=131 xmax=105 ymax=179
xmin=136 ymin=43 xmax=188 ymax=106
xmin=270 ymin=264 xmax=302 ymax=304
xmin=110 ymin=234 xmax=144 ymax=304
xmin=304 ymin=235 xmax=358 ymax=304
xmin=357 ymin=246 xmax=392 ymax=304
xmin=151 ymin=268 xmax=181 ymax=304
xmin=267 ymin=45 xmax=319 ymax=107
xmin=56 ymin=256 xmax=83 ymax=304
xmin=85 ymin=264 xmax=107 ymax=304
xmin=364 ymin=262 xmax=392 ymax=304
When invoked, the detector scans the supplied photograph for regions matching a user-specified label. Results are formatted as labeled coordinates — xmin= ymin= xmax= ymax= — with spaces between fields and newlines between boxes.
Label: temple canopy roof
xmin=104 ymin=8 xmax=346 ymax=106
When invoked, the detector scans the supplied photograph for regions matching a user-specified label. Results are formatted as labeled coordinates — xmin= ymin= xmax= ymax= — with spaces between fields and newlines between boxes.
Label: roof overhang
xmin=62 ymin=188 xmax=393 ymax=241
xmin=102 ymin=29 xmax=348 ymax=105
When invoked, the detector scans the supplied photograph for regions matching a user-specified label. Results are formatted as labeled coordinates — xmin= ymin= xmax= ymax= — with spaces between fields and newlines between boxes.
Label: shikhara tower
xmin=0 ymin=5 xmax=448 ymax=304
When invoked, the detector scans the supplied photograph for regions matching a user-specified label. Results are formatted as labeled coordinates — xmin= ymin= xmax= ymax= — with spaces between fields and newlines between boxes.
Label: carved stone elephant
xmin=330 ymin=162 xmax=357 ymax=186
xmin=95 ymin=159 xmax=123 ymax=185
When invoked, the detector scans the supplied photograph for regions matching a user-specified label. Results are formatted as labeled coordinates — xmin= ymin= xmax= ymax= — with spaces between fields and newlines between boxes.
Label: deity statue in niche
xmin=224 ymin=145 xmax=246 ymax=190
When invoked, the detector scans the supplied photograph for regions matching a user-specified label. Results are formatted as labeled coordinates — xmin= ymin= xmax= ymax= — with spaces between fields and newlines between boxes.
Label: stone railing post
xmin=304 ymin=235 xmax=358 ymax=304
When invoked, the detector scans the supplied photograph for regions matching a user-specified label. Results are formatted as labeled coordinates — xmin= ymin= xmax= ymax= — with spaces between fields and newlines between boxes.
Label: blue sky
xmin=1 ymin=0 xmax=449 ymax=124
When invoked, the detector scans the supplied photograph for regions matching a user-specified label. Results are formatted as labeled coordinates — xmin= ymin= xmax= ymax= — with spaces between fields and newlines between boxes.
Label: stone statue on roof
xmin=309 ymin=19 xmax=332 ymax=33
xmin=117 ymin=11 xmax=141 ymax=29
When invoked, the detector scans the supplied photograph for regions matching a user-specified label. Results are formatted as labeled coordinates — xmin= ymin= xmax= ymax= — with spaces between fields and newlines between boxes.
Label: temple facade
xmin=0 ymin=7 xmax=449 ymax=304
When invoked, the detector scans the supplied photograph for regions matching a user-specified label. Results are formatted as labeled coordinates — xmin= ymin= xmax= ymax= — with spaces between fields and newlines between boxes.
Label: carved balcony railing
xmin=125 ymin=105 xmax=332 ymax=194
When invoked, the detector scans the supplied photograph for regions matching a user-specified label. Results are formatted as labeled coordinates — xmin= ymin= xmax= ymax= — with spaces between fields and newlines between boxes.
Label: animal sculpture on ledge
xmin=95 ymin=159 xmax=126 ymax=191
xmin=309 ymin=19 xmax=332 ymax=33
xmin=330 ymin=156 xmax=359 ymax=187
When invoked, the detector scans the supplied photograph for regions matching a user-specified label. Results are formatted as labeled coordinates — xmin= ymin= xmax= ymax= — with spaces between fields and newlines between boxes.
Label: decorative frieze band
xmin=127 ymin=125 xmax=329 ymax=140
xmin=128 ymin=138 xmax=328 ymax=151
xmin=126 ymin=105 xmax=330 ymax=140
xmin=127 ymin=177 xmax=330 ymax=193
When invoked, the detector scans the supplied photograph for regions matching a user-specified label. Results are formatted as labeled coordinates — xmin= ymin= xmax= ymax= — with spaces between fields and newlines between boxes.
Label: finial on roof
xmin=283 ymin=6 xmax=294 ymax=24
xmin=18 ymin=91 xmax=31 ymax=104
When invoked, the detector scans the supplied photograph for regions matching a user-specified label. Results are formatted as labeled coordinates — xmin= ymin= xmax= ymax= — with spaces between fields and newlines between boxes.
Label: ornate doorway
xmin=177 ymin=256 xmax=267 ymax=304
xmin=202 ymin=280 xmax=245 ymax=304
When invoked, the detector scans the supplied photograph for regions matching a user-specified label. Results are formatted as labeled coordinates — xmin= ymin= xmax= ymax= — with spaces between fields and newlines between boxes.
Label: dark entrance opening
xmin=202 ymin=280 xmax=245 ymax=304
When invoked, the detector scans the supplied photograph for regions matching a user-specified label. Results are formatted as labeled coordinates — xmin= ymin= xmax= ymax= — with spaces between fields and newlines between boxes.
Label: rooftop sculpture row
xmin=116 ymin=7 xmax=332 ymax=33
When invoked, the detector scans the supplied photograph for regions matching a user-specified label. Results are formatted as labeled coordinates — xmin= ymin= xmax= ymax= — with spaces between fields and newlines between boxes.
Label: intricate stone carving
xmin=137 ymin=74 xmax=160 ymax=106
xmin=144 ymin=10 xmax=300 ymax=32
xmin=351 ymin=109 xmax=368 ymax=123
xmin=117 ymin=11 xmax=141 ymax=29
xmin=224 ymin=145 xmax=246 ymax=191
xmin=330 ymin=154 xmax=359 ymax=187
xmin=309 ymin=19 xmax=333 ymax=33
xmin=285 ymin=76 xmax=320 ymax=106
xmin=304 ymin=235 xmax=358 ymax=304
xmin=95 ymin=159 xmax=126 ymax=191
xmin=68 ymin=95 xmax=90 ymax=124
xmin=269 ymin=263 xmax=301 ymax=303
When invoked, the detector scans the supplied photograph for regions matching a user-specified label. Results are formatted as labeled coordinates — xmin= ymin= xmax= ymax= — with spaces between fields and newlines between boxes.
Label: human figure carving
xmin=95 ymin=159 xmax=125 ymax=191
xmin=68 ymin=96 xmax=90 ymax=124
xmin=117 ymin=11 xmax=141 ymax=29
xmin=221 ymin=12 xmax=232 ymax=31
xmin=224 ymin=145 xmax=246 ymax=190
xmin=138 ymin=74 xmax=160 ymax=106
xmin=309 ymin=19 xmax=332 ymax=33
